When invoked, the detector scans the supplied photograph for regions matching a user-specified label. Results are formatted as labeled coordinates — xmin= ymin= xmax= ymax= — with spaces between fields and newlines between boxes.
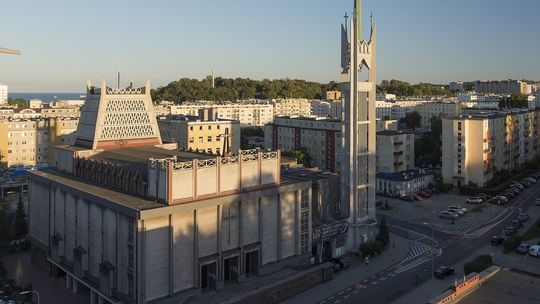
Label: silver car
xmin=440 ymin=211 xmax=459 ymax=219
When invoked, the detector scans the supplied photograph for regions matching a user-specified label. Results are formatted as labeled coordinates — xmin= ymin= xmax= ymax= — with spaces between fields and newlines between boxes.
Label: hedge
xmin=464 ymin=254 xmax=494 ymax=275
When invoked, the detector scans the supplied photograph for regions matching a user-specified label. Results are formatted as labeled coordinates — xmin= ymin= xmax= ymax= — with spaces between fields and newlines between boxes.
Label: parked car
xmin=423 ymin=189 xmax=433 ymax=196
xmin=466 ymin=197 xmax=483 ymax=204
xmin=401 ymin=195 xmax=415 ymax=202
xmin=413 ymin=194 xmax=423 ymax=201
xmin=417 ymin=191 xmax=431 ymax=198
xmin=516 ymin=243 xmax=531 ymax=254
xmin=501 ymin=191 xmax=515 ymax=199
xmin=503 ymin=226 xmax=518 ymax=236
xmin=490 ymin=196 xmax=509 ymax=205
xmin=376 ymin=200 xmax=384 ymax=207
xmin=448 ymin=206 xmax=468 ymax=214
xmin=535 ymin=198 xmax=540 ymax=206
xmin=512 ymin=182 xmax=524 ymax=190
xmin=446 ymin=209 xmax=463 ymax=217
xmin=510 ymin=220 xmax=523 ymax=229
xmin=330 ymin=258 xmax=350 ymax=272
xmin=518 ymin=213 xmax=530 ymax=222
xmin=525 ymin=177 xmax=537 ymax=183
xmin=434 ymin=266 xmax=455 ymax=279
xmin=520 ymin=180 xmax=531 ymax=187
xmin=478 ymin=193 xmax=490 ymax=201
xmin=439 ymin=211 xmax=459 ymax=219
xmin=530 ymin=245 xmax=540 ymax=257
xmin=491 ymin=235 xmax=505 ymax=246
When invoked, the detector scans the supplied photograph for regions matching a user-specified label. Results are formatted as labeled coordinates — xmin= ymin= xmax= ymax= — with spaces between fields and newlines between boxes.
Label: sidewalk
xmin=283 ymin=233 xmax=411 ymax=304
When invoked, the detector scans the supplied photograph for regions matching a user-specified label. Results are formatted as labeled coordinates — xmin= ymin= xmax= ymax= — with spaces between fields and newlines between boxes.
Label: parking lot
xmin=377 ymin=193 xmax=505 ymax=231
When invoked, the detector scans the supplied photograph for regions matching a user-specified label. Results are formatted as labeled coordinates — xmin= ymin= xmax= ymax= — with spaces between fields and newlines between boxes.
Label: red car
xmin=413 ymin=194 xmax=423 ymax=201
xmin=418 ymin=191 xmax=432 ymax=198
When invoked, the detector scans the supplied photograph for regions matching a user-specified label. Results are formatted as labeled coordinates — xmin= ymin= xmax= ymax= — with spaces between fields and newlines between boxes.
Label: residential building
xmin=28 ymin=79 xmax=312 ymax=304
xmin=474 ymin=80 xmax=528 ymax=95
xmin=273 ymin=98 xmax=311 ymax=117
xmin=29 ymin=99 xmax=44 ymax=109
xmin=0 ymin=84 xmax=7 ymax=105
xmin=170 ymin=103 xmax=274 ymax=126
xmin=376 ymin=119 xmax=398 ymax=132
xmin=449 ymin=81 xmax=465 ymax=92
xmin=376 ymin=99 xmax=433 ymax=120
xmin=325 ymin=90 xmax=342 ymax=100
xmin=417 ymin=102 xmax=462 ymax=130
xmin=442 ymin=109 xmax=540 ymax=187
xmin=310 ymin=100 xmax=332 ymax=117
xmin=0 ymin=117 xmax=79 ymax=168
xmin=339 ymin=0 xmax=377 ymax=249
xmin=376 ymin=94 xmax=397 ymax=101
xmin=376 ymin=130 xmax=415 ymax=173
xmin=264 ymin=116 xmax=341 ymax=172
xmin=376 ymin=169 xmax=434 ymax=197
xmin=157 ymin=113 xmax=240 ymax=155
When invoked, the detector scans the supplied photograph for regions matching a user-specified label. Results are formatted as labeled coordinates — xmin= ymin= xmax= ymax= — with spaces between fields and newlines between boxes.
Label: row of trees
xmin=151 ymin=77 xmax=459 ymax=103
xmin=0 ymin=196 xmax=27 ymax=244
xmin=6 ymin=97 xmax=27 ymax=109
xmin=499 ymin=93 xmax=529 ymax=109
xmin=151 ymin=77 xmax=340 ymax=103
xmin=377 ymin=79 xmax=452 ymax=97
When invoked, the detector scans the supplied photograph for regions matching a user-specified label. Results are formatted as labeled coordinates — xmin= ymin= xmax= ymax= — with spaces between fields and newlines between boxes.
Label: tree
xmin=14 ymin=195 xmax=27 ymax=239
xmin=281 ymin=148 xmax=313 ymax=167
xmin=399 ymin=111 xmax=422 ymax=130
xmin=499 ymin=93 xmax=529 ymax=109
xmin=0 ymin=206 xmax=11 ymax=243
xmin=7 ymin=97 xmax=27 ymax=109
xmin=376 ymin=216 xmax=390 ymax=246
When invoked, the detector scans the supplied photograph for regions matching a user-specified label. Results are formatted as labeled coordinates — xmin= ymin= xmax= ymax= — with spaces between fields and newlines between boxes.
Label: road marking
xmin=344 ymin=295 xmax=350 ymax=299
xmin=328 ymin=296 xmax=335 ymax=300
xmin=338 ymin=291 xmax=344 ymax=295
xmin=371 ymin=281 xmax=378 ymax=285
xmin=334 ymin=300 xmax=340 ymax=304
xmin=353 ymin=290 xmax=359 ymax=294
xmin=346 ymin=287 xmax=351 ymax=291
xmin=380 ymin=277 xmax=387 ymax=281
xmin=320 ymin=301 xmax=327 ymax=304
xmin=390 ymin=273 xmax=397 ymax=277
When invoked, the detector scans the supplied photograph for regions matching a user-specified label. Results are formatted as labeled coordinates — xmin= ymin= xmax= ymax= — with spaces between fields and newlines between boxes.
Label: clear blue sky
xmin=1 ymin=0 xmax=539 ymax=92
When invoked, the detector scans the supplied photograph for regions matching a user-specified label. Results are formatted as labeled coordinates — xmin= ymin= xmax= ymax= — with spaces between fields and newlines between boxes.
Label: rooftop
xmin=459 ymin=269 xmax=540 ymax=304
xmin=376 ymin=130 xmax=414 ymax=136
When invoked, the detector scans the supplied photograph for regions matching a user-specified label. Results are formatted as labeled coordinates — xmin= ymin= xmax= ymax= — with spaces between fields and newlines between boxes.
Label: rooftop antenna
xmin=212 ymin=69 xmax=215 ymax=88
xmin=113 ymin=59 xmax=127 ymax=89
xmin=343 ymin=12 xmax=349 ymax=32
xmin=370 ymin=12 xmax=373 ymax=27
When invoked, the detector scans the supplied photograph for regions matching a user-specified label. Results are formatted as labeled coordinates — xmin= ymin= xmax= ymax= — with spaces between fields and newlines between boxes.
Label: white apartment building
xmin=264 ymin=117 xmax=341 ymax=172
xmin=417 ymin=102 xmax=462 ymax=129
xmin=310 ymin=100 xmax=332 ymax=117
xmin=376 ymin=130 xmax=415 ymax=174
xmin=0 ymin=84 xmax=7 ymax=105
xmin=449 ymin=81 xmax=465 ymax=92
xmin=273 ymin=98 xmax=311 ymax=117
xmin=442 ymin=110 xmax=540 ymax=187
xmin=376 ymin=99 xmax=434 ymax=120
xmin=170 ymin=103 xmax=274 ymax=126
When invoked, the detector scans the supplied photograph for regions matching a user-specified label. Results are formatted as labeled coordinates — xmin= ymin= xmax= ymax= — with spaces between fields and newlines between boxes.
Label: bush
xmin=360 ymin=241 xmax=385 ymax=257
xmin=464 ymin=255 xmax=493 ymax=275
xmin=503 ymin=236 xmax=522 ymax=253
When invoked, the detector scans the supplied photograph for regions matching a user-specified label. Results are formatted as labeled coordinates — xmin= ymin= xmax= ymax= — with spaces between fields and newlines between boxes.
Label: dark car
xmin=478 ymin=193 xmax=490 ymax=201
xmin=510 ymin=220 xmax=523 ymax=229
xmin=434 ymin=266 xmax=455 ymax=279
xmin=518 ymin=213 xmax=530 ymax=222
xmin=330 ymin=258 xmax=350 ymax=272
xmin=516 ymin=243 xmax=531 ymax=254
xmin=401 ymin=195 xmax=415 ymax=202
xmin=491 ymin=236 xmax=505 ymax=246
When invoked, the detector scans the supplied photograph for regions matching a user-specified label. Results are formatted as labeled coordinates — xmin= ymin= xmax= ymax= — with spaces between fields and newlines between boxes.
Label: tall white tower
xmin=340 ymin=0 xmax=378 ymax=250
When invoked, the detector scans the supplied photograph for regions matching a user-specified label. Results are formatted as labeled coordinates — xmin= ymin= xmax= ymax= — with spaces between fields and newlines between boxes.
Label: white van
xmin=529 ymin=245 xmax=540 ymax=257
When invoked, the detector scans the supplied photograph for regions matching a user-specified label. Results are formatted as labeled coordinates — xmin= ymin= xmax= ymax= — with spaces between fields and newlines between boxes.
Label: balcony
xmin=394 ymin=161 xmax=404 ymax=166
xmin=394 ymin=151 xmax=404 ymax=156
xmin=393 ymin=141 xmax=403 ymax=146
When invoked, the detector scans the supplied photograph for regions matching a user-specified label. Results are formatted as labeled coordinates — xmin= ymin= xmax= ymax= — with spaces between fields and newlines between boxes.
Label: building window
xmin=216 ymin=136 xmax=220 ymax=142
xmin=199 ymin=126 xmax=203 ymax=131
xmin=198 ymin=137 xmax=203 ymax=143
xmin=207 ymin=136 xmax=212 ymax=142
xmin=208 ymin=126 xmax=211 ymax=130
xmin=190 ymin=126 xmax=193 ymax=131
xmin=189 ymin=137 xmax=194 ymax=143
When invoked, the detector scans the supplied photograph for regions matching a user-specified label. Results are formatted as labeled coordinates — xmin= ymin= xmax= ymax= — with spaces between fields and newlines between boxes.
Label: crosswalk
xmin=400 ymin=241 xmax=432 ymax=263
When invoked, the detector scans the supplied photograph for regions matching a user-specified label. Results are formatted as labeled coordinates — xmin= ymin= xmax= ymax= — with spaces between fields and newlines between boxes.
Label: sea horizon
xmin=9 ymin=92 xmax=85 ymax=102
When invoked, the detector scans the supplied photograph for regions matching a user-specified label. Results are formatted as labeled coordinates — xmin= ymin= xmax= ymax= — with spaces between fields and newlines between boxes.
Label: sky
xmin=1 ymin=0 xmax=539 ymax=93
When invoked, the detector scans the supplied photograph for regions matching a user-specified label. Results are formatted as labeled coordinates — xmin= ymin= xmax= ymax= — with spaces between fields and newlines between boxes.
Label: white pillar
xmin=72 ymin=279 xmax=78 ymax=294
xmin=66 ymin=275 xmax=72 ymax=289
xmin=90 ymin=291 xmax=96 ymax=304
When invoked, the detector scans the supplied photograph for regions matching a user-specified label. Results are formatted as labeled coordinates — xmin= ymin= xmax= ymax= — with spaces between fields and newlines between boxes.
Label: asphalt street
xmin=314 ymin=183 xmax=540 ymax=304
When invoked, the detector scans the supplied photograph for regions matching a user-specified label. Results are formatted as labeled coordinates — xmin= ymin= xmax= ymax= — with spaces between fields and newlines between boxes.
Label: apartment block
xmin=0 ymin=117 xmax=79 ymax=168
xmin=0 ymin=84 xmax=7 ymax=105
xmin=158 ymin=114 xmax=240 ymax=155
xmin=273 ymin=99 xmax=312 ymax=117
xmin=442 ymin=110 xmax=540 ymax=187
xmin=417 ymin=102 xmax=462 ymax=129
xmin=264 ymin=117 xmax=341 ymax=172
xmin=170 ymin=103 xmax=274 ymax=126
xmin=376 ymin=130 xmax=415 ymax=174
xmin=474 ymin=80 xmax=528 ymax=95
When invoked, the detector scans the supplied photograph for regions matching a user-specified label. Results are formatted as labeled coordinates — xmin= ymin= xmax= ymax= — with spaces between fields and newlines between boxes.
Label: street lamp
xmin=20 ymin=290 xmax=40 ymax=304
xmin=423 ymin=222 xmax=442 ymax=285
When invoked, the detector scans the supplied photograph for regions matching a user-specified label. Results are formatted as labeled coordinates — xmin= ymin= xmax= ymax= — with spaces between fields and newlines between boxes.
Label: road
xmin=312 ymin=183 xmax=540 ymax=304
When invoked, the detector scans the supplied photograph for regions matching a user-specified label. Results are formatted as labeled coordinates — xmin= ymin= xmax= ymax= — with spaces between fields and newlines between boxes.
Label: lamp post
xmin=423 ymin=222 xmax=442 ymax=285
xmin=20 ymin=290 xmax=40 ymax=304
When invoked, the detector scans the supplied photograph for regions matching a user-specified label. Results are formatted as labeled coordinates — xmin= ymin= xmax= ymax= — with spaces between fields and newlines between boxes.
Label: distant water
xmin=9 ymin=93 xmax=85 ymax=102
